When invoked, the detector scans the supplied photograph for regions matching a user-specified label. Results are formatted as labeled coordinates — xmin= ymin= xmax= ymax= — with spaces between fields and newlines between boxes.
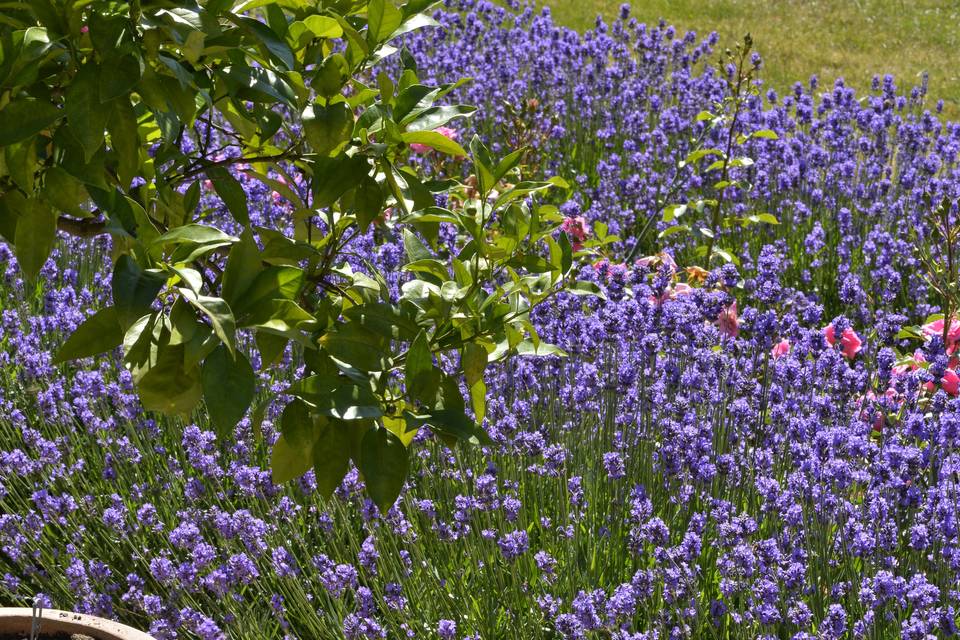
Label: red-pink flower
xmin=824 ymin=324 xmax=862 ymax=359
xmin=771 ymin=339 xmax=791 ymax=359
xmin=893 ymin=349 xmax=926 ymax=377
xmin=943 ymin=369 xmax=960 ymax=396
xmin=922 ymin=317 xmax=960 ymax=353
xmin=561 ymin=216 xmax=590 ymax=251
xmin=649 ymin=282 xmax=693 ymax=305
xmin=410 ymin=126 xmax=458 ymax=154
xmin=717 ymin=300 xmax=738 ymax=338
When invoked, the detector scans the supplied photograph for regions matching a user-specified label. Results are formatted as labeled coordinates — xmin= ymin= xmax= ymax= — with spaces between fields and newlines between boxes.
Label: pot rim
xmin=0 ymin=608 xmax=154 ymax=640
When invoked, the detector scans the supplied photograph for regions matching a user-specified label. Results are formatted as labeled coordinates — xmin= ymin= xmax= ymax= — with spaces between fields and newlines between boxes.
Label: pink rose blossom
xmin=943 ymin=369 xmax=960 ymax=396
xmin=649 ymin=282 xmax=693 ymax=305
xmin=824 ymin=324 xmax=862 ymax=359
xmin=922 ymin=317 xmax=960 ymax=353
xmin=892 ymin=349 xmax=926 ymax=377
xmin=771 ymin=339 xmax=791 ymax=359
xmin=717 ymin=301 xmax=738 ymax=338
xmin=410 ymin=126 xmax=458 ymax=154
xmin=560 ymin=216 xmax=590 ymax=251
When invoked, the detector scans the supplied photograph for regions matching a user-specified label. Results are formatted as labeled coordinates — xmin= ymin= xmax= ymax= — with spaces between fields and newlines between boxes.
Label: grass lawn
xmin=534 ymin=0 xmax=960 ymax=116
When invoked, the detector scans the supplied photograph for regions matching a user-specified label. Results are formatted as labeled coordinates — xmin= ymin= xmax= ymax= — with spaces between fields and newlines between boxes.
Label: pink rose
xmin=943 ymin=369 xmax=960 ymax=396
xmin=892 ymin=349 xmax=926 ymax=377
xmin=771 ymin=339 xmax=790 ymax=359
xmin=650 ymin=282 xmax=693 ymax=305
xmin=561 ymin=215 xmax=590 ymax=251
xmin=824 ymin=324 xmax=862 ymax=359
xmin=410 ymin=126 xmax=458 ymax=154
xmin=922 ymin=317 xmax=960 ymax=353
xmin=717 ymin=300 xmax=738 ymax=338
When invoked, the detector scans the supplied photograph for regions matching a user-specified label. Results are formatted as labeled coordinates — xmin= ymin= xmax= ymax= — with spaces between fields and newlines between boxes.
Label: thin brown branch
xmin=57 ymin=216 xmax=108 ymax=238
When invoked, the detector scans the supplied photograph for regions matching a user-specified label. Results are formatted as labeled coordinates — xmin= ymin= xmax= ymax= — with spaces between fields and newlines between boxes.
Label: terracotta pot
xmin=0 ymin=608 xmax=154 ymax=640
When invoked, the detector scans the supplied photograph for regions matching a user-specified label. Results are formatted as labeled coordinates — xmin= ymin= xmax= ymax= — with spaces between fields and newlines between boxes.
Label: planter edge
xmin=0 ymin=608 xmax=154 ymax=640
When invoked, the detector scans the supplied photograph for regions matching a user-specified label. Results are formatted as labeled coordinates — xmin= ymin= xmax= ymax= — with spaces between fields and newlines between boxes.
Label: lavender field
xmin=3 ymin=1 xmax=960 ymax=638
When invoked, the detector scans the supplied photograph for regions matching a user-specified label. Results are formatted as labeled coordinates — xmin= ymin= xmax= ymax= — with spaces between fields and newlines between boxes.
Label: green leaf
xmin=0 ymin=99 xmax=61 ymax=146
xmin=54 ymin=307 xmax=123 ymax=363
xmin=566 ymin=280 xmax=605 ymax=298
xmin=750 ymin=129 xmax=779 ymax=140
xmin=352 ymin=175 xmax=384 ymax=231
xmin=289 ymin=377 xmax=383 ymax=420
xmin=367 ymin=0 xmax=404 ymax=45
xmin=750 ymin=212 xmax=779 ymax=225
xmin=405 ymin=330 xmax=439 ymax=403
xmin=235 ymin=16 xmax=295 ymax=70
xmin=321 ymin=322 xmax=391 ymax=371
xmin=42 ymin=166 xmax=90 ymax=218
xmin=208 ymin=167 xmax=250 ymax=225
xmin=14 ymin=198 xmax=58 ymax=284
xmin=469 ymin=135 xmax=495 ymax=196
xmin=313 ymin=418 xmax=351 ymax=498
xmin=112 ymin=254 xmax=167 ymax=328
xmin=255 ymin=331 xmax=288 ymax=368
xmin=303 ymin=15 xmax=343 ymax=38
xmin=516 ymin=340 xmax=568 ymax=358
xmin=406 ymin=408 xmax=491 ymax=445
xmin=302 ymin=102 xmax=354 ymax=156
xmin=65 ymin=63 xmax=107 ymax=160
xmin=201 ymin=344 xmax=256 ymax=437
xmin=107 ymin=98 xmax=139 ymax=188
xmin=342 ymin=302 xmax=423 ymax=341
xmin=179 ymin=289 xmax=237 ymax=355
xmin=401 ymin=130 xmax=466 ymax=156
xmin=271 ymin=433 xmax=313 ymax=484
xmin=402 ymin=228 xmax=433 ymax=262
xmin=312 ymin=53 xmax=351 ymax=97
xmin=125 ymin=320 xmax=204 ymax=416
xmin=99 ymin=54 xmax=142 ymax=102
xmin=154 ymin=223 xmax=238 ymax=247
xmin=360 ymin=426 xmax=409 ymax=511
xmin=895 ymin=325 xmax=923 ymax=341
xmin=312 ymin=154 xmax=371 ymax=207
xmin=462 ymin=342 xmax=487 ymax=423
xmin=222 ymin=228 xmax=262 ymax=308
xmin=233 ymin=266 xmax=304 ymax=319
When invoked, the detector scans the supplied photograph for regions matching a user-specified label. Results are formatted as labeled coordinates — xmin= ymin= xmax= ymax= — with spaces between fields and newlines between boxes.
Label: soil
xmin=0 ymin=634 xmax=98 ymax=640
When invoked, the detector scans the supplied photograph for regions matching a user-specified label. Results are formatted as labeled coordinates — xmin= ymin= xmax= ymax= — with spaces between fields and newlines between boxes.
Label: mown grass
xmin=535 ymin=0 xmax=960 ymax=117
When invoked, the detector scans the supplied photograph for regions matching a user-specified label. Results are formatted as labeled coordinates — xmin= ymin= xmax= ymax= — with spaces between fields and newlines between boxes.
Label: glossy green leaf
xmin=180 ymin=289 xmax=237 ymax=355
xmin=367 ymin=0 xmax=404 ymax=45
xmin=462 ymin=342 xmax=487 ymax=423
xmin=202 ymin=345 xmax=256 ymax=437
xmin=65 ymin=63 xmax=107 ymax=160
xmin=303 ymin=102 xmax=354 ymax=156
xmin=99 ymin=54 xmax=142 ymax=102
xmin=54 ymin=307 xmax=123 ymax=363
xmin=209 ymin=167 xmax=250 ymax=225
xmin=401 ymin=130 xmax=466 ymax=156
xmin=320 ymin=322 xmax=391 ymax=371
xmin=271 ymin=433 xmax=313 ymax=484
xmin=360 ymin=426 xmax=409 ymax=511
xmin=0 ymin=99 xmax=61 ymax=146
xmin=112 ymin=255 xmax=167 ymax=328
xmin=304 ymin=15 xmax=342 ymax=38
xmin=14 ymin=198 xmax=58 ymax=284
xmin=313 ymin=419 xmax=351 ymax=498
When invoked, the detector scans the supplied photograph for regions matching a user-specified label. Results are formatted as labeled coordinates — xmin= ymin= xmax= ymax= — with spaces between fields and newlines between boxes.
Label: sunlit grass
xmin=533 ymin=0 xmax=960 ymax=117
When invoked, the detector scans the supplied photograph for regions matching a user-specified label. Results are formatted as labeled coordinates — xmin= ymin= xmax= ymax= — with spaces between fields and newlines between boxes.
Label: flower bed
xmin=2 ymin=2 xmax=960 ymax=639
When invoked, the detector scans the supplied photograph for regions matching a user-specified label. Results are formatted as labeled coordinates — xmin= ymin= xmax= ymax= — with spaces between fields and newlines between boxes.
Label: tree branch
xmin=57 ymin=216 xmax=108 ymax=238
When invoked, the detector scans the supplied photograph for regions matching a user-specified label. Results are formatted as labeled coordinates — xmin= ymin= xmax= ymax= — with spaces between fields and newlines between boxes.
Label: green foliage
xmin=0 ymin=0 xmax=586 ymax=511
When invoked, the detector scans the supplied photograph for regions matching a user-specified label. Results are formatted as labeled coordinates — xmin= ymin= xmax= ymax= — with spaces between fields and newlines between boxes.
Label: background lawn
xmin=531 ymin=0 xmax=960 ymax=116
